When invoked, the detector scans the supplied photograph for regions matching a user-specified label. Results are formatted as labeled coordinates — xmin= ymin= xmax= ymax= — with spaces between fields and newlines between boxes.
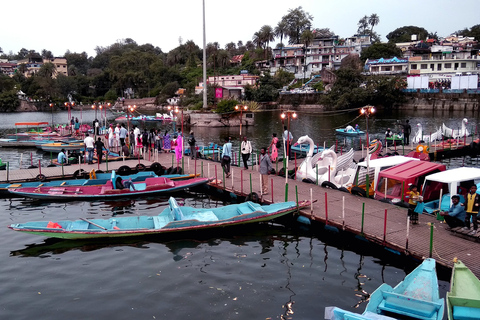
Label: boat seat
xmin=237 ymin=205 xmax=253 ymax=215
xmin=67 ymin=220 xmax=90 ymax=230
xmin=453 ymin=306 xmax=480 ymax=320
xmin=153 ymin=216 xmax=172 ymax=229
xmin=379 ymin=291 xmax=442 ymax=319
xmin=247 ymin=202 xmax=265 ymax=212
xmin=187 ymin=211 xmax=218 ymax=222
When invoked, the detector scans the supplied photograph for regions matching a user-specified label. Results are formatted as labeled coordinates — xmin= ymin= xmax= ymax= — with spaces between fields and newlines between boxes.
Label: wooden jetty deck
xmin=1 ymin=149 xmax=479 ymax=277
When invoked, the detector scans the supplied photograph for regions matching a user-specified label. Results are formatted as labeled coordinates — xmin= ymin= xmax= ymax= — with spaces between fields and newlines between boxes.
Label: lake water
xmin=0 ymin=108 xmax=472 ymax=319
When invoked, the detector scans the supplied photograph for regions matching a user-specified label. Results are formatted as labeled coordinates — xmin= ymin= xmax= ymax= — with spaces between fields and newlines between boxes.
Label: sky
xmin=1 ymin=0 xmax=479 ymax=59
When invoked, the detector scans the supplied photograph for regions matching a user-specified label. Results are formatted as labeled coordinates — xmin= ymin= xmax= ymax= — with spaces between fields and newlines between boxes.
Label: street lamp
xmin=49 ymin=103 xmax=54 ymax=128
xmin=235 ymin=104 xmax=248 ymax=136
xmin=280 ymin=110 xmax=297 ymax=201
xmin=127 ymin=104 xmax=137 ymax=134
xmin=360 ymin=105 xmax=375 ymax=198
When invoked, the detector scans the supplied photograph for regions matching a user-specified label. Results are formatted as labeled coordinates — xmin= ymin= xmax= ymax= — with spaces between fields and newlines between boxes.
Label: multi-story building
xmin=0 ymin=62 xmax=17 ymax=76
xmin=43 ymin=57 xmax=68 ymax=77
xmin=364 ymin=57 xmax=409 ymax=75
xmin=271 ymin=34 xmax=372 ymax=79
xmin=195 ymin=74 xmax=259 ymax=99
xmin=408 ymin=56 xmax=480 ymax=81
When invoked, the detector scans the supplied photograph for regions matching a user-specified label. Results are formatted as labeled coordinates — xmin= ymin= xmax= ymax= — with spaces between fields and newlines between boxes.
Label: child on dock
xmin=407 ymin=184 xmax=422 ymax=224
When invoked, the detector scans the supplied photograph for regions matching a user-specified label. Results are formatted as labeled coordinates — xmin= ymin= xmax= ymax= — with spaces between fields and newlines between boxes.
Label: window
xmin=437 ymin=64 xmax=442 ymax=71
xmin=421 ymin=64 xmax=428 ymax=69
xmin=430 ymin=64 xmax=434 ymax=70
xmin=444 ymin=63 xmax=451 ymax=68
xmin=461 ymin=63 xmax=467 ymax=68
xmin=411 ymin=64 xmax=417 ymax=70
xmin=238 ymin=81 xmax=241 ymax=85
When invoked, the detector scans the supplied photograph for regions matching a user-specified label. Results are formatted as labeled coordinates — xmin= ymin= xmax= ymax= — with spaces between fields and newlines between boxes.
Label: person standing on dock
xmin=107 ymin=124 xmax=115 ymax=149
xmin=114 ymin=124 xmax=121 ymax=150
xmin=403 ymin=119 xmax=412 ymax=145
xmin=463 ymin=185 xmax=480 ymax=235
xmin=188 ymin=131 xmax=196 ymax=160
xmin=283 ymin=126 xmax=293 ymax=159
xmin=439 ymin=195 xmax=466 ymax=228
xmin=221 ymin=137 xmax=232 ymax=178
xmin=95 ymin=137 xmax=108 ymax=164
xmin=259 ymin=148 xmax=272 ymax=195
xmin=241 ymin=136 xmax=252 ymax=170
xmin=268 ymin=133 xmax=279 ymax=162
xmin=407 ymin=184 xmax=421 ymax=224
xmin=119 ymin=124 xmax=127 ymax=147
xmin=84 ymin=134 xmax=95 ymax=164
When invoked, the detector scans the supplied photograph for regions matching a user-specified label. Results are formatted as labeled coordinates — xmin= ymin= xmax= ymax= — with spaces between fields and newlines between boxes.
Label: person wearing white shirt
xmin=114 ymin=124 xmax=120 ymax=149
xmin=282 ymin=125 xmax=293 ymax=158
xmin=133 ymin=126 xmax=141 ymax=147
xmin=240 ymin=136 xmax=252 ymax=170
xmin=84 ymin=133 xmax=95 ymax=164
xmin=107 ymin=124 xmax=115 ymax=149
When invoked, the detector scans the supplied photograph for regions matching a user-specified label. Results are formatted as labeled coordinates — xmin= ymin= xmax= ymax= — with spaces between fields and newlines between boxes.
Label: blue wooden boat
xmin=9 ymin=174 xmax=212 ymax=200
xmin=8 ymin=197 xmax=310 ymax=239
xmin=0 ymin=171 xmax=197 ymax=196
xmin=335 ymin=128 xmax=365 ymax=136
xmin=447 ymin=259 xmax=480 ymax=320
xmin=39 ymin=141 xmax=84 ymax=153
xmin=325 ymin=258 xmax=444 ymax=320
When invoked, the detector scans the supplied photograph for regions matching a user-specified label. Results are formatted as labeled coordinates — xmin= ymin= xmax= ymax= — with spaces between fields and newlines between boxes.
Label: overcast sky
xmin=1 ymin=0 xmax=479 ymax=58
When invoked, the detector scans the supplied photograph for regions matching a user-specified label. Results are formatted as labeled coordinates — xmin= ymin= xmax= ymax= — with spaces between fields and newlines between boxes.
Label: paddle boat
xmin=8 ymin=197 xmax=310 ymax=239
xmin=0 ymin=158 xmax=6 ymax=170
xmin=325 ymin=258 xmax=444 ymax=320
xmin=335 ymin=125 xmax=365 ymax=136
xmin=374 ymin=160 xmax=446 ymax=205
xmin=294 ymin=135 xmax=354 ymax=187
xmin=385 ymin=133 xmax=403 ymax=146
xmin=447 ymin=259 xmax=480 ymax=320
xmin=290 ymin=142 xmax=323 ymax=157
xmin=413 ymin=123 xmax=443 ymax=144
xmin=421 ymin=167 xmax=480 ymax=214
xmin=443 ymin=118 xmax=470 ymax=139
xmin=9 ymin=173 xmax=212 ymax=200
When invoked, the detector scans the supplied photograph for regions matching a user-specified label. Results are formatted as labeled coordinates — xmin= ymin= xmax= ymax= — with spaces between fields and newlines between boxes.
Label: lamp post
xmin=64 ymin=102 xmax=75 ymax=123
xmin=280 ymin=110 xmax=297 ymax=201
xmin=49 ymin=103 xmax=54 ymax=128
xmin=360 ymin=105 xmax=375 ymax=198
xmin=235 ymin=104 xmax=248 ymax=137
xmin=127 ymin=104 xmax=137 ymax=134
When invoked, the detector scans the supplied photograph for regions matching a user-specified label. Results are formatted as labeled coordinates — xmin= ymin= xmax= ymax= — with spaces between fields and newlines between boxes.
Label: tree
xmin=280 ymin=6 xmax=313 ymax=44
xmin=41 ymin=49 xmax=54 ymax=59
xmin=340 ymin=54 xmax=362 ymax=71
xmin=312 ymin=28 xmax=335 ymax=38
xmin=456 ymin=24 xmax=480 ymax=41
xmin=386 ymin=26 xmax=430 ymax=43
xmin=360 ymin=43 xmax=403 ymax=62
xmin=259 ymin=25 xmax=275 ymax=59
xmin=274 ymin=20 xmax=288 ymax=50
xmin=368 ymin=14 xmax=380 ymax=34
xmin=357 ymin=15 xmax=369 ymax=34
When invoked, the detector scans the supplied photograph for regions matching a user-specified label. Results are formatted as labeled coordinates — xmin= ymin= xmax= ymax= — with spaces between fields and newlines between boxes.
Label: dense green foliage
xmin=360 ymin=43 xmax=403 ymax=62
xmin=0 ymin=74 xmax=19 ymax=111
xmin=386 ymin=26 xmax=430 ymax=43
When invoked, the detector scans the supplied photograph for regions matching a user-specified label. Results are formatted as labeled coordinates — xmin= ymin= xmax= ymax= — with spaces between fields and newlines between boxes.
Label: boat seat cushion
xmin=453 ymin=306 xmax=480 ymax=320
xmin=380 ymin=291 xmax=441 ymax=318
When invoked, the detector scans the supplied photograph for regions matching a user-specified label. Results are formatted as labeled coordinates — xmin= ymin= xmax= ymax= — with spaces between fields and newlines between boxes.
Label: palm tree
xmin=368 ymin=14 xmax=380 ymax=34
xmin=260 ymin=25 xmax=275 ymax=59
xmin=357 ymin=15 xmax=369 ymax=34
xmin=252 ymin=31 xmax=263 ymax=49
xmin=275 ymin=21 xmax=288 ymax=51
xmin=300 ymin=30 xmax=314 ymax=83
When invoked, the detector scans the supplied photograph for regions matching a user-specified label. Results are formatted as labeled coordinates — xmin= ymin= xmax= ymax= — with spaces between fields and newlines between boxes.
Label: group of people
xmin=220 ymin=125 xmax=294 ymax=195
xmin=408 ymin=183 xmax=480 ymax=235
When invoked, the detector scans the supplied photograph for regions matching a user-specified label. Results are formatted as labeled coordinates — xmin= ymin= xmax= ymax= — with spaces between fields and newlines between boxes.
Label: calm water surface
xmin=1 ymin=193 xmax=450 ymax=320
xmin=0 ymin=108 xmax=470 ymax=319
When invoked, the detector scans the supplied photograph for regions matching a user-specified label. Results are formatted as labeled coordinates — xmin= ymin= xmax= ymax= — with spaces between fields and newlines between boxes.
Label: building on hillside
xmin=270 ymin=34 xmax=371 ymax=80
xmin=408 ymin=55 xmax=480 ymax=81
xmin=43 ymin=57 xmax=68 ymax=77
xmin=229 ymin=55 xmax=244 ymax=65
xmin=364 ymin=57 xmax=409 ymax=75
xmin=195 ymin=74 xmax=259 ymax=99
xmin=0 ymin=62 xmax=17 ymax=76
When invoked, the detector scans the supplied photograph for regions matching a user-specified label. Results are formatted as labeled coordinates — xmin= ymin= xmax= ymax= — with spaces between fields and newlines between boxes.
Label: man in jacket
xmin=464 ymin=185 xmax=480 ymax=235
xmin=439 ymin=195 xmax=466 ymax=228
